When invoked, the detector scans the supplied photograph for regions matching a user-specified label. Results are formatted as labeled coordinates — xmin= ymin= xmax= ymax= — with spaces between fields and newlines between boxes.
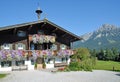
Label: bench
xmin=54 ymin=63 xmax=68 ymax=67
xmin=12 ymin=65 xmax=28 ymax=71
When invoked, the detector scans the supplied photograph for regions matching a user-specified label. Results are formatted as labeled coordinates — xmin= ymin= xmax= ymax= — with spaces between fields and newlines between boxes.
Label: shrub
xmin=80 ymin=59 xmax=92 ymax=71
xmin=69 ymin=48 xmax=95 ymax=71
xmin=69 ymin=61 xmax=81 ymax=71
xmin=34 ymin=63 xmax=37 ymax=69
xmin=64 ymin=66 xmax=71 ymax=72
xmin=42 ymin=62 xmax=46 ymax=69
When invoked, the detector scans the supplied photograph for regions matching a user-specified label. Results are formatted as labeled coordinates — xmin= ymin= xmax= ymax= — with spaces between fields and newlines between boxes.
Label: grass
xmin=94 ymin=60 xmax=120 ymax=72
xmin=0 ymin=74 xmax=7 ymax=79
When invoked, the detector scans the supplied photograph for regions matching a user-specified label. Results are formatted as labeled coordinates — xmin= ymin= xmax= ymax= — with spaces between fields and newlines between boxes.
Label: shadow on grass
xmin=113 ymin=70 xmax=120 ymax=72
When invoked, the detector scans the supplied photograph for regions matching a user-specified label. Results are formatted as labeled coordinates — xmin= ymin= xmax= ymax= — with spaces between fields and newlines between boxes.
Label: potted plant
xmin=34 ymin=63 xmax=37 ymax=69
xmin=42 ymin=62 xmax=46 ymax=69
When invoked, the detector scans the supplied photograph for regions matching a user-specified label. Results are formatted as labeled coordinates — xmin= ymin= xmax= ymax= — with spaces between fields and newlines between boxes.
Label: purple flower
xmin=11 ymin=50 xmax=15 ymax=58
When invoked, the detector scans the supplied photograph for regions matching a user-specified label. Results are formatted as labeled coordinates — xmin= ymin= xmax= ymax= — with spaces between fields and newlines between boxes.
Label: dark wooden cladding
xmin=0 ymin=19 xmax=81 ymax=50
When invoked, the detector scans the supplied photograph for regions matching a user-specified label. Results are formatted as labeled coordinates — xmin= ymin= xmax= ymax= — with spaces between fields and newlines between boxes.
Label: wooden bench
xmin=12 ymin=65 xmax=28 ymax=71
xmin=54 ymin=63 xmax=68 ymax=67
xmin=20 ymin=65 xmax=28 ymax=70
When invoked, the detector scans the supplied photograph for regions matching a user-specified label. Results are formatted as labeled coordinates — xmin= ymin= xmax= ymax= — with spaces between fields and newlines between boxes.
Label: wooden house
xmin=0 ymin=9 xmax=81 ymax=71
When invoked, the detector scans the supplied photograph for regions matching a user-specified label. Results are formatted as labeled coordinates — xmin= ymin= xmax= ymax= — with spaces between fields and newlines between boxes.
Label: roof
xmin=0 ymin=19 xmax=82 ymax=42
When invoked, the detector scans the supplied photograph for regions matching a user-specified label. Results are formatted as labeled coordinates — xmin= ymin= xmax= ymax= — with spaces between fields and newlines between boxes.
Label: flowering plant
xmin=0 ymin=50 xmax=27 ymax=60
xmin=32 ymin=34 xmax=56 ymax=44
xmin=57 ymin=50 xmax=74 ymax=57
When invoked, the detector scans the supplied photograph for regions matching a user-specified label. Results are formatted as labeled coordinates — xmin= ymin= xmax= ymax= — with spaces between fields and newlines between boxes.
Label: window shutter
xmin=9 ymin=44 xmax=13 ymax=50
xmin=0 ymin=45 xmax=4 ymax=50
xmin=15 ymin=44 xmax=18 ymax=50
xmin=23 ymin=44 xmax=26 ymax=50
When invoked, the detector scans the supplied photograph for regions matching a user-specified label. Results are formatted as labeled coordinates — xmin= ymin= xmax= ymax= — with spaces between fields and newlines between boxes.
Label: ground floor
xmin=0 ymin=58 xmax=70 ymax=71
xmin=0 ymin=50 xmax=72 ymax=71
xmin=0 ymin=70 xmax=120 ymax=82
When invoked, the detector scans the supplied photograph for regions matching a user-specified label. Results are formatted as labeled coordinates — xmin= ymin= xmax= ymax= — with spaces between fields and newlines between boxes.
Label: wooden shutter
xmin=9 ymin=44 xmax=13 ymax=50
xmin=15 ymin=44 xmax=18 ymax=50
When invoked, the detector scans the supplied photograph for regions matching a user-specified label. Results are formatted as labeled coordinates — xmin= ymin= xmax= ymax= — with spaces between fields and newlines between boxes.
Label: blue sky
xmin=0 ymin=0 xmax=120 ymax=36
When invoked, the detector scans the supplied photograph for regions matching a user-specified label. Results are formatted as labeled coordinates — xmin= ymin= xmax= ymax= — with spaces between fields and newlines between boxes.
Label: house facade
xmin=0 ymin=19 xmax=81 ymax=71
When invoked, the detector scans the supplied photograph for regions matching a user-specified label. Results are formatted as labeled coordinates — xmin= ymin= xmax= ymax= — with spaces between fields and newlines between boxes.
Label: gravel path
xmin=0 ymin=70 xmax=120 ymax=82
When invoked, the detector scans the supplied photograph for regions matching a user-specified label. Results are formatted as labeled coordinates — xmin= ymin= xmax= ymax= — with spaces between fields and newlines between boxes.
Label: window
xmin=3 ymin=43 xmax=10 ymax=50
xmin=17 ymin=31 xmax=26 ymax=37
xmin=30 ymin=44 xmax=35 ymax=50
xmin=18 ymin=43 xmax=23 ymax=50
xmin=16 ymin=43 xmax=26 ymax=50
xmin=60 ymin=44 xmax=66 ymax=50
xmin=16 ymin=60 xmax=24 ymax=66
xmin=1 ymin=61 xmax=12 ymax=67
xmin=31 ymin=59 xmax=35 ymax=65
xmin=38 ymin=30 xmax=44 ymax=35
xmin=51 ymin=44 xmax=57 ymax=50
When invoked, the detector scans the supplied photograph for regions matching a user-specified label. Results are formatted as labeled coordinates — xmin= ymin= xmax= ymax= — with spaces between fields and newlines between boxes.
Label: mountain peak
xmin=74 ymin=24 xmax=120 ymax=51
xmin=97 ymin=24 xmax=117 ymax=32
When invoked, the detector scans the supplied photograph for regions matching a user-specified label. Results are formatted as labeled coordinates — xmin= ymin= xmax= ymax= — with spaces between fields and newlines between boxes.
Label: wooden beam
xmin=70 ymin=38 xmax=77 ymax=42
xmin=41 ymin=23 xmax=46 ymax=28
xmin=13 ymin=28 xmax=17 ymax=35
xmin=61 ymin=33 xmax=67 ymax=37
xmin=28 ymin=25 xmax=32 ymax=31
xmin=52 ymin=28 xmax=58 ymax=32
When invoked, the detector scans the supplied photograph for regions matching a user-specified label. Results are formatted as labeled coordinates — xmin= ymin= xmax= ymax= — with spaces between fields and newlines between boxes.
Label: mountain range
xmin=73 ymin=24 xmax=120 ymax=51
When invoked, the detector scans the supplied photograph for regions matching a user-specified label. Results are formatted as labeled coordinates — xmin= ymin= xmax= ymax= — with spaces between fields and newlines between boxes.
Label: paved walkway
xmin=0 ymin=70 xmax=120 ymax=82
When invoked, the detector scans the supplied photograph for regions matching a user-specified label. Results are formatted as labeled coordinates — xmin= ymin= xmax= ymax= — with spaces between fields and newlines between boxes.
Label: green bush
xmin=80 ymin=59 xmax=92 ymax=71
xmin=69 ymin=48 xmax=95 ymax=71
xmin=64 ymin=67 xmax=71 ymax=72
xmin=42 ymin=62 xmax=46 ymax=69
xmin=69 ymin=61 xmax=81 ymax=71
xmin=34 ymin=63 xmax=37 ymax=69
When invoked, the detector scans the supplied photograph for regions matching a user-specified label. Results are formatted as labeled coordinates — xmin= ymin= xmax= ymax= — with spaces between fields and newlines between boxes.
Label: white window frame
xmin=18 ymin=43 xmax=24 ymax=50
xmin=3 ymin=43 xmax=10 ymax=50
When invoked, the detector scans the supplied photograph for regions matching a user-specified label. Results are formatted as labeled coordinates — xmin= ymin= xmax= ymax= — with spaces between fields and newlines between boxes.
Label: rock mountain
xmin=73 ymin=24 xmax=120 ymax=51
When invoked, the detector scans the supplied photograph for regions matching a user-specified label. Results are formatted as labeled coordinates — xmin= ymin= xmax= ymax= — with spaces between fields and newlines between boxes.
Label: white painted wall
xmin=67 ymin=58 xmax=71 ymax=65
xmin=0 ymin=65 xmax=12 ymax=71
xmin=46 ymin=64 xmax=54 ymax=68
xmin=25 ymin=61 xmax=34 ymax=70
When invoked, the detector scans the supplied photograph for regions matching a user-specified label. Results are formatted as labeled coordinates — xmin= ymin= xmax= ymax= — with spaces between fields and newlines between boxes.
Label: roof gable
xmin=0 ymin=19 xmax=81 ymax=42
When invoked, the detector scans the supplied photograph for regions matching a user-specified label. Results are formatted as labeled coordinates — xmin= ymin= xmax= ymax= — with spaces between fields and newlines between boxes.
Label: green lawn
xmin=94 ymin=60 xmax=120 ymax=72
xmin=0 ymin=74 xmax=7 ymax=79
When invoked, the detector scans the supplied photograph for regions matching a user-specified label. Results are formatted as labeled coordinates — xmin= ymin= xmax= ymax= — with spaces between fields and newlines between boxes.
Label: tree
xmin=105 ymin=48 xmax=113 ymax=60
xmin=112 ymin=48 xmax=119 ymax=61
xmin=90 ymin=49 xmax=97 ymax=57
xmin=97 ymin=49 xmax=105 ymax=60
xmin=77 ymin=48 xmax=90 ymax=61
xmin=70 ymin=47 xmax=93 ymax=71
xmin=71 ymin=48 xmax=90 ymax=61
